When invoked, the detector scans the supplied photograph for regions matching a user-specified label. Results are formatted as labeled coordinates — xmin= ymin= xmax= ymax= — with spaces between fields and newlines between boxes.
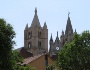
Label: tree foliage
xmin=0 ymin=18 xmax=15 ymax=70
xmin=12 ymin=50 xmax=23 ymax=70
xmin=56 ymin=30 xmax=90 ymax=70
xmin=12 ymin=50 xmax=36 ymax=70
xmin=46 ymin=65 xmax=55 ymax=70
xmin=0 ymin=18 xmax=34 ymax=70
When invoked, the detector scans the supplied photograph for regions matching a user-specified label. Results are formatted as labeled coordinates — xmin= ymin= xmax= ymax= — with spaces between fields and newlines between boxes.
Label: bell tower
xmin=24 ymin=8 xmax=48 ymax=55
xmin=65 ymin=12 xmax=73 ymax=42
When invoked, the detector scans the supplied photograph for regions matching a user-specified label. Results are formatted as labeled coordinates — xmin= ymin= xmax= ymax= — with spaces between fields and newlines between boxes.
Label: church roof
xmin=31 ymin=8 xmax=41 ymax=28
xmin=22 ymin=53 xmax=54 ymax=65
xmin=23 ymin=54 xmax=44 ymax=65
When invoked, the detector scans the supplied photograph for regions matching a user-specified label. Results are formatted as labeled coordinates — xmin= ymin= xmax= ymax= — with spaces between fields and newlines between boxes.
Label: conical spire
xmin=31 ymin=8 xmax=41 ymax=28
xmin=67 ymin=12 xmax=71 ymax=24
xmin=25 ymin=23 xmax=28 ymax=30
xmin=75 ymin=29 xmax=76 ymax=32
xmin=56 ymin=31 xmax=59 ymax=40
xmin=65 ymin=12 xmax=73 ymax=35
xmin=62 ymin=30 xmax=64 ymax=35
xmin=74 ymin=29 xmax=77 ymax=34
xmin=57 ymin=31 xmax=58 ymax=37
xmin=51 ymin=33 xmax=52 ymax=39
xmin=50 ymin=33 xmax=53 ymax=42
xmin=43 ymin=22 xmax=47 ymax=29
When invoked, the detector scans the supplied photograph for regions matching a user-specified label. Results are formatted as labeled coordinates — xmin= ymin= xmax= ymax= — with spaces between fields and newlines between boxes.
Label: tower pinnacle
xmin=62 ymin=30 xmax=64 ymax=35
xmin=68 ymin=12 xmax=70 ymax=17
xmin=51 ymin=33 xmax=52 ymax=39
xmin=50 ymin=33 xmax=53 ymax=42
xmin=57 ymin=31 xmax=58 ymax=37
xmin=65 ymin=12 xmax=73 ymax=35
xmin=35 ymin=7 xmax=37 ymax=14
xmin=31 ymin=7 xmax=41 ymax=28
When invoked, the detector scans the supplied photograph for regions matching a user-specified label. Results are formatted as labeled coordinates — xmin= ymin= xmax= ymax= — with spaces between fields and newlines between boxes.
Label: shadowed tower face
xmin=24 ymin=8 xmax=48 ymax=55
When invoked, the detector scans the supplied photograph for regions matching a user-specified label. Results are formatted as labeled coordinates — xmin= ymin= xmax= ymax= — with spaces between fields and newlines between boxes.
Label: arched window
xmin=28 ymin=31 xmax=32 ymax=39
xmin=28 ymin=42 xmax=31 ymax=48
xmin=40 ymin=41 xmax=41 ymax=47
xmin=31 ymin=31 xmax=32 ymax=37
xmin=38 ymin=31 xmax=41 ymax=38
xmin=38 ymin=41 xmax=41 ymax=48
xmin=28 ymin=32 xmax=30 ymax=39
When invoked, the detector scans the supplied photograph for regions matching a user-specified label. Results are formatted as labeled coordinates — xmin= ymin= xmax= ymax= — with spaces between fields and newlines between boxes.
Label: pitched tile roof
xmin=23 ymin=54 xmax=44 ymax=65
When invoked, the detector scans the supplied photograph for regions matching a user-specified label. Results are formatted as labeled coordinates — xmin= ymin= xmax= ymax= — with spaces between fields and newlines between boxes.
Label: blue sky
xmin=0 ymin=0 xmax=90 ymax=49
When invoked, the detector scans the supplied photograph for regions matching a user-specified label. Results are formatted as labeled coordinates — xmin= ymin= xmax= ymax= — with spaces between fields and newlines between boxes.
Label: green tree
xmin=0 ymin=18 xmax=15 ymax=70
xmin=56 ymin=30 xmax=90 ymax=70
xmin=12 ymin=50 xmax=36 ymax=70
xmin=12 ymin=50 xmax=23 ymax=70
xmin=0 ymin=18 xmax=35 ymax=70
xmin=46 ymin=65 xmax=55 ymax=70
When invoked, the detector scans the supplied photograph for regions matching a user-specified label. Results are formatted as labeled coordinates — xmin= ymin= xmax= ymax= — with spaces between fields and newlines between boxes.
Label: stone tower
xmin=24 ymin=8 xmax=48 ymax=55
xmin=61 ymin=12 xmax=73 ymax=45
xmin=49 ymin=13 xmax=74 ymax=56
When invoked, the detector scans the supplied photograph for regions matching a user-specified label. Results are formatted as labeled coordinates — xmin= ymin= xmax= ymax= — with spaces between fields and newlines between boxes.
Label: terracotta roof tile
xmin=23 ymin=54 xmax=44 ymax=65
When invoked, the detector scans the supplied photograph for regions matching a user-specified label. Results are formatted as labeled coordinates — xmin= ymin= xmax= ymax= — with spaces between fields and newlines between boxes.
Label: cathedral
xmin=49 ymin=13 xmax=74 ymax=56
xmin=23 ymin=8 xmax=75 ymax=57
xmin=16 ymin=8 xmax=76 ymax=69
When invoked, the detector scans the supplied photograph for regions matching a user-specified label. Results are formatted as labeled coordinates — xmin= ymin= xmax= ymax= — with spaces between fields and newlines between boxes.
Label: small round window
xmin=56 ymin=46 xmax=59 ymax=50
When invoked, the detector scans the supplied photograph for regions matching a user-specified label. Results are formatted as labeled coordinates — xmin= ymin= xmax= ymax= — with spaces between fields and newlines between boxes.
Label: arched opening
xmin=28 ymin=32 xmax=30 ymax=39
xmin=28 ymin=31 xmax=32 ymax=39
xmin=28 ymin=42 xmax=31 ymax=48
xmin=38 ymin=31 xmax=41 ymax=38
xmin=38 ymin=41 xmax=41 ymax=48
